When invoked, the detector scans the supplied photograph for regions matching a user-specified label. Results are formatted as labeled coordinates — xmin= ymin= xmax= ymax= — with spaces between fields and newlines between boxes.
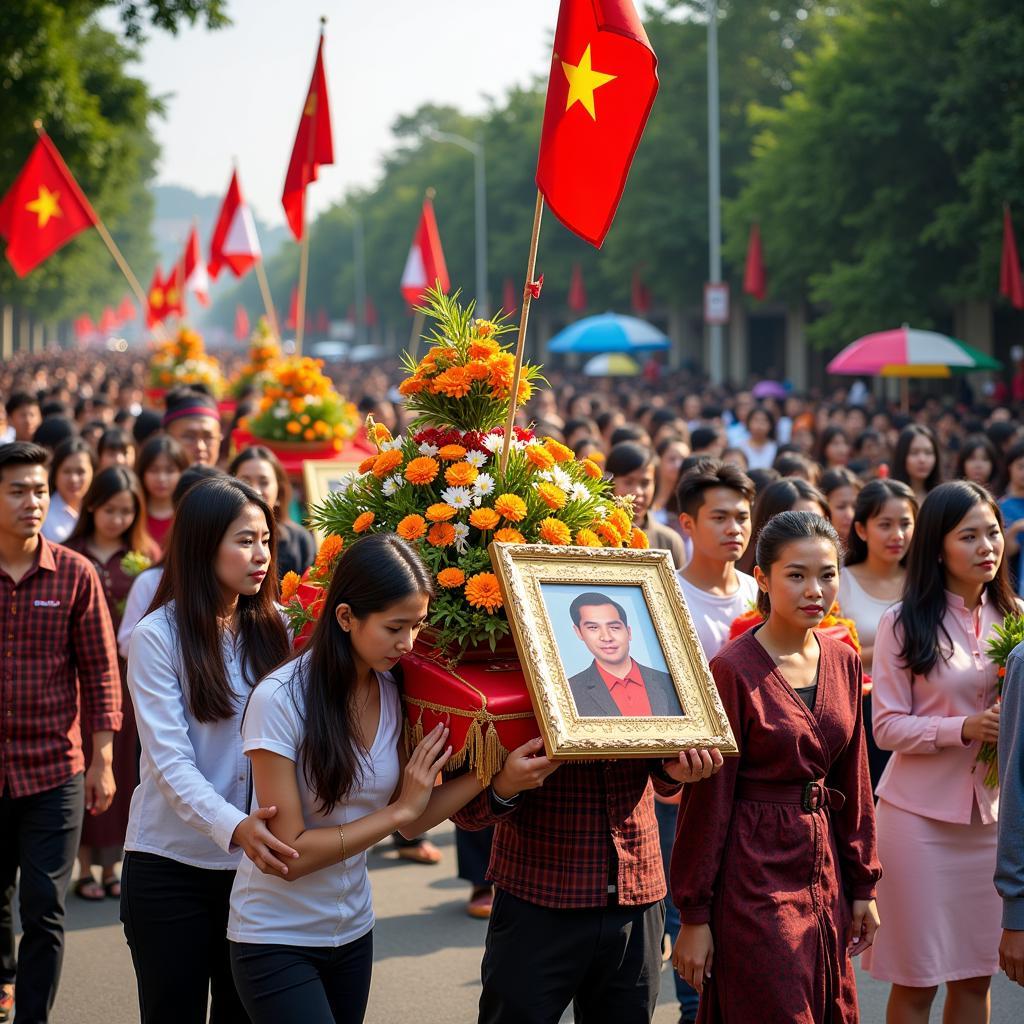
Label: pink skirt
xmin=864 ymin=798 xmax=1000 ymax=986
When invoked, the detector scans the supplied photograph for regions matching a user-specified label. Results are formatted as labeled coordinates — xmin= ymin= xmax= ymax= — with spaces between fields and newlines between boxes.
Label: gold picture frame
xmin=488 ymin=542 xmax=738 ymax=760
xmin=301 ymin=458 xmax=363 ymax=543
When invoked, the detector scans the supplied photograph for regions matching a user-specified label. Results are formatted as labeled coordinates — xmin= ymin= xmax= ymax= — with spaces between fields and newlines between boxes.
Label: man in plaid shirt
xmin=455 ymin=735 xmax=723 ymax=1023
xmin=0 ymin=443 xmax=121 ymax=1024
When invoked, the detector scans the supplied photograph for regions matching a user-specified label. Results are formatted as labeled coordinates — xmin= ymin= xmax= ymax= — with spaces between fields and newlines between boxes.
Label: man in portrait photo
xmin=565 ymin=591 xmax=683 ymax=717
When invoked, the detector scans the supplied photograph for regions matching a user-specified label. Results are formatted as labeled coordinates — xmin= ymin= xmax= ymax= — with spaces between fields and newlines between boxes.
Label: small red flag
xmin=117 ymin=295 xmax=136 ymax=322
xmin=536 ymin=0 xmax=658 ymax=248
xmin=1000 ymin=206 xmax=1024 ymax=310
xmin=0 ymin=131 xmax=98 ymax=276
xmin=99 ymin=306 xmax=120 ymax=334
xmin=502 ymin=278 xmax=518 ymax=316
xmin=631 ymin=269 xmax=651 ymax=315
xmin=282 ymin=34 xmax=334 ymax=241
xmin=286 ymin=287 xmax=300 ymax=330
xmin=181 ymin=226 xmax=209 ymax=306
xmin=209 ymin=170 xmax=262 ymax=279
xmin=74 ymin=315 xmax=96 ymax=343
xmin=164 ymin=264 xmax=185 ymax=318
xmin=568 ymin=263 xmax=587 ymax=312
xmin=234 ymin=305 xmax=250 ymax=341
xmin=400 ymin=195 xmax=450 ymax=307
xmin=743 ymin=222 xmax=767 ymax=301
xmin=146 ymin=265 xmax=166 ymax=327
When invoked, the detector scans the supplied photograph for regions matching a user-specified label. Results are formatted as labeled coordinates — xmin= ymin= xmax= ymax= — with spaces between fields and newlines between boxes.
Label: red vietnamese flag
xmin=181 ymin=226 xmax=209 ymax=306
xmin=502 ymin=278 xmax=518 ymax=316
xmin=400 ymin=195 xmax=449 ymax=306
xmin=99 ymin=306 xmax=120 ymax=334
xmin=209 ymin=170 xmax=262 ymax=279
xmin=568 ymin=263 xmax=587 ymax=312
xmin=0 ymin=132 xmax=99 ymax=276
xmin=743 ymin=222 xmax=767 ymax=301
xmin=234 ymin=305 xmax=250 ymax=341
xmin=282 ymin=34 xmax=334 ymax=241
xmin=146 ymin=265 xmax=166 ymax=327
xmin=1000 ymin=206 xmax=1024 ymax=310
xmin=117 ymin=295 xmax=136 ymax=322
xmin=536 ymin=0 xmax=658 ymax=248
xmin=631 ymin=269 xmax=651 ymax=315
xmin=164 ymin=264 xmax=185 ymax=318
xmin=74 ymin=315 xmax=96 ymax=343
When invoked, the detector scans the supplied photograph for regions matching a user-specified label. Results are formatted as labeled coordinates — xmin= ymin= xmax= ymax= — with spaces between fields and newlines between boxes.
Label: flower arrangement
xmin=149 ymin=326 xmax=225 ymax=397
xmin=981 ymin=612 xmax=1024 ymax=787
xmin=231 ymin=318 xmax=281 ymax=398
xmin=120 ymin=551 xmax=153 ymax=578
xmin=297 ymin=290 xmax=644 ymax=659
xmin=245 ymin=355 xmax=359 ymax=449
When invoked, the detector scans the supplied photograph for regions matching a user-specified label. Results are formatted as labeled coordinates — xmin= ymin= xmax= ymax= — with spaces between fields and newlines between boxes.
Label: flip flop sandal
xmin=74 ymin=878 xmax=105 ymax=901
xmin=103 ymin=878 xmax=121 ymax=899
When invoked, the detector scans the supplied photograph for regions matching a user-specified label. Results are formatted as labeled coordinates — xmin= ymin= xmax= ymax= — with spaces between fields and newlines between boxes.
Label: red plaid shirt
xmin=0 ymin=536 xmax=122 ymax=797
xmin=453 ymin=760 xmax=680 ymax=909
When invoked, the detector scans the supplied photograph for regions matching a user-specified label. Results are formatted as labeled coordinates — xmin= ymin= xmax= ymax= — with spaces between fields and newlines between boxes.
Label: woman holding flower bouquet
xmin=65 ymin=467 xmax=159 ymax=902
xmin=865 ymin=481 xmax=1018 ymax=1023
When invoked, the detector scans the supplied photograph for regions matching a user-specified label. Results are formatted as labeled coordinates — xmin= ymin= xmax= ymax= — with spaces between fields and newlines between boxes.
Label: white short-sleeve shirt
xmin=676 ymin=570 xmax=760 ymax=662
xmin=227 ymin=657 xmax=402 ymax=947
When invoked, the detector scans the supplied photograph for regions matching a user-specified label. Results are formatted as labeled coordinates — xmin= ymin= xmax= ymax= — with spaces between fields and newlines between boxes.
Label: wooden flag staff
xmin=498 ymin=190 xmax=544 ymax=474
xmin=33 ymin=121 xmax=168 ymax=341
xmin=254 ymin=258 xmax=281 ymax=341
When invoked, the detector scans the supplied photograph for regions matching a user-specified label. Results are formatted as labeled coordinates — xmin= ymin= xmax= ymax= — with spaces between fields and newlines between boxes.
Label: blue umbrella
xmin=548 ymin=312 xmax=670 ymax=354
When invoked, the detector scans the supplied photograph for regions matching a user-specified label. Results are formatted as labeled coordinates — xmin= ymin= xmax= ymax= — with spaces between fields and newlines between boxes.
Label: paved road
xmin=15 ymin=822 xmax=1024 ymax=1023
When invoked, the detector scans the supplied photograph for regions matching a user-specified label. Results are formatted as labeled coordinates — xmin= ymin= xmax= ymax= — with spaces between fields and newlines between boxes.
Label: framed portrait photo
xmin=302 ymin=458 xmax=363 ymax=542
xmin=488 ymin=543 xmax=739 ymax=760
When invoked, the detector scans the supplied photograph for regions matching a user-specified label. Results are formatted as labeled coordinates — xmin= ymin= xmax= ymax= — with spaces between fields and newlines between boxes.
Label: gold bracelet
xmin=337 ymin=824 xmax=346 ymax=863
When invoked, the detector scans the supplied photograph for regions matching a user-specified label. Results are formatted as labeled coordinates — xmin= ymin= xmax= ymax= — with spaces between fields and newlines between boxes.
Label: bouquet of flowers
xmin=295 ymin=289 xmax=645 ymax=659
xmin=149 ymin=326 xmax=225 ymax=397
xmin=981 ymin=612 xmax=1024 ymax=787
xmin=245 ymin=355 xmax=359 ymax=448
xmin=231 ymin=318 xmax=281 ymax=398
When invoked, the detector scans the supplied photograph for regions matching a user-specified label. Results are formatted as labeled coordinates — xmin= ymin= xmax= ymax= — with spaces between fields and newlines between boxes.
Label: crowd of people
xmin=1 ymin=343 xmax=1023 ymax=1024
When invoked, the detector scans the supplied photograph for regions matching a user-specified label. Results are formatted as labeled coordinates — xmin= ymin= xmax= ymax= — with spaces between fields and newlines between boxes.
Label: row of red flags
xmin=1 ymin=0 xmax=1022 ymax=332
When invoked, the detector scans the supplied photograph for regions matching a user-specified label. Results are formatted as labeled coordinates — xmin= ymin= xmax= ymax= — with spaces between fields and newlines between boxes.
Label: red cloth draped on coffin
xmin=230 ymin=427 xmax=374 ymax=476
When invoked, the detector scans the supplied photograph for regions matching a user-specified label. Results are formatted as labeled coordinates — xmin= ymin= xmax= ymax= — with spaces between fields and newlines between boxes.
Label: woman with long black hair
xmin=120 ymin=476 xmax=296 ymax=1023
xmin=891 ymin=424 xmax=943 ymax=505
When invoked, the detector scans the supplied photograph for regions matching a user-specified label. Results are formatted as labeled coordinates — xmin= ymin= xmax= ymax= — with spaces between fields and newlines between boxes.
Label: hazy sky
xmin=122 ymin=0 xmax=559 ymax=226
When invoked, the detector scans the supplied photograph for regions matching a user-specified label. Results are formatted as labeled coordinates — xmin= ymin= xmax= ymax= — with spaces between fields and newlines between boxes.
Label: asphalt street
xmin=13 ymin=822 xmax=1024 ymax=1023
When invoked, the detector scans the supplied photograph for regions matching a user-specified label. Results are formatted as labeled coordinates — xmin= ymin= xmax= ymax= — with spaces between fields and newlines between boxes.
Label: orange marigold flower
xmin=544 ymin=438 xmax=574 ymax=463
xmin=437 ymin=567 xmax=465 ymax=589
xmin=445 ymin=461 xmax=478 ymax=487
xmin=315 ymin=534 xmax=344 ymax=570
xmin=427 ymin=522 xmax=456 ymax=547
xmin=469 ymin=507 xmax=501 ymax=531
xmin=352 ymin=511 xmax=375 ymax=533
xmin=466 ymin=360 xmax=491 ymax=381
xmin=609 ymin=508 xmax=632 ymax=537
xmin=630 ymin=527 xmax=650 ymax=549
xmin=494 ymin=493 xmax=527 ymax=522
xmin=438 ymin=444 xmax=467 ymax=461
xmin=594 ymin=521 xmax=622 ymax=546
xmin=536 ymin=482 xmax=567 ymax=511
xmin=538 ymin=517 xmax=571 ymax=546
xmin=372 ymin=449 xmax=404 ymax=478
xmin=494 ymin=527 xmax=525 ymax=544
xmin=396 ymin=514 xmax=427 ymax=541
xmin=280 ymin=571 xmax=301 ymax=603
xmin=405 ymin=457 xmax=440 ymax=485
xmin=516 ymin=379 xmax=533 ymax=405
xmin=525 ymin=445 xmax=555 ymax=471
xmin=433 ymin=366 xmax=472 ymax=399
xmin=359 ymin=454 xmax=378 ymax=474
xmin=426 ymin=503 xmax=457 ymax=522
xmin=303 ymin=428 xmax=316 ymax=441
xmin=398 ymin=376 xmax=426 ymax=396
xmin=487 ymin=353 xmax=515 ymax=395
xmin=468 ymin=338 xmax=499 ymax=359
xmin=465 ymin=572 xmax=504 ymax=612
xmin=370 ymin=422 xmax=393 ymax=446
xmin=575 ymin=528 xmax=601 ymax=548
xmin=286 ymin=420 xmax=303 ymax=435
xmin=580 ymin=458 xmax=603 ymax=479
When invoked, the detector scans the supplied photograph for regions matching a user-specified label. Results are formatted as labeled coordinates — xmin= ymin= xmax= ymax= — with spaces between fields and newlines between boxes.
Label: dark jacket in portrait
xmin=567 ymin=660 xmax=682 ymax=717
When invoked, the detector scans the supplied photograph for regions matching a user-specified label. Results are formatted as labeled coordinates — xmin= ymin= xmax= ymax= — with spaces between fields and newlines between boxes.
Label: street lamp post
xmin=352 ymin=210 xmax=367 ymax=346
xmin=707 ymin=0 xmax=725 ymax=385
xmin=423 ymin=128 xmax=489 ymax=318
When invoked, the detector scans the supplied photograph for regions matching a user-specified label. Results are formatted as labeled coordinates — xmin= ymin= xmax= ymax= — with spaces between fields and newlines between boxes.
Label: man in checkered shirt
xmin=0 ymin=442 xmax=121 ymax=1024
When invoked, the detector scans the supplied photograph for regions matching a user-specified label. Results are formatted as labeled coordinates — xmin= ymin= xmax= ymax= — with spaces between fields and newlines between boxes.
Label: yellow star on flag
xmin=149 ymin=286 xmax=164 ymax=306
xmin=561 ymin=44 xmax=616 ymax=121
xmin=25 ymin=185 xmax=63 ymax=229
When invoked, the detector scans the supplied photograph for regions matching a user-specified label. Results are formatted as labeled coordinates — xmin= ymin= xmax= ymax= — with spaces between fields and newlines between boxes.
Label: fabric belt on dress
xmin=735 ymin=779 xmax=845 ymax=813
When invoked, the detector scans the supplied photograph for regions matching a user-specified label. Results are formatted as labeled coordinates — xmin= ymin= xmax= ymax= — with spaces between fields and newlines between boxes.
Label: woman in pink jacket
xmin=865 ymin=481 xmax=1017 ymax=1023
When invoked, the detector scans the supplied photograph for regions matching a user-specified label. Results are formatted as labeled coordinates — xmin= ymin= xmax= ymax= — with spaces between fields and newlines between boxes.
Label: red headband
xmin=162 ymin=404 xmax=219 ymax=427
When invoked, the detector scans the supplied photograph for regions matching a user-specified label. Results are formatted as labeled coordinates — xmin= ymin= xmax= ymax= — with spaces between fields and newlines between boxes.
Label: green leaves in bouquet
xmin=985 ymin=613 xmax=1024 ymax=670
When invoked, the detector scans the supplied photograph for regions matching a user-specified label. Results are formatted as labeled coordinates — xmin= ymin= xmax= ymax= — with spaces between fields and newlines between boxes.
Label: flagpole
xmin=407 ymin=186 xmax=435 ymax=359
xmin=254 ymin=259 xmax=281 ymax=340
xmin=499 ymin=190 xmax=544 ymax=474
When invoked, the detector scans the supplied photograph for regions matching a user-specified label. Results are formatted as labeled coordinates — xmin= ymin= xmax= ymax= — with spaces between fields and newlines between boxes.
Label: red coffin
xmin=401 ymin=636 xmax=538 ymax=786
xmin=231 ymin=427 xmax=374 ymax=477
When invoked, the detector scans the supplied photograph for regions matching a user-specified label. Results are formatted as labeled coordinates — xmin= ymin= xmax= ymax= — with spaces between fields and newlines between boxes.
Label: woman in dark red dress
xmin=65 ymin=467 xmax=159 ymax=899
xmin=671 ymin=510 xmax=881 ymax=1023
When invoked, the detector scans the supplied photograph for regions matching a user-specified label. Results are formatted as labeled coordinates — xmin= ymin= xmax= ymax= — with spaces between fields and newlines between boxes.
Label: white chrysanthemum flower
xmin=419 ymin=442 xmax=439 ymax=456
xmin=441 ymin=486 xmax=473 ymax=510
xmin=330 ymin=472 xmax=359 ymax=495
xmin=382 ymin=477 xmax=399 ymax=497
xmin=465 ymin=450 xmax=487 ymax=468
xmin=570 ymin=482 xmax=592 ymax=503
xmin=593 ymin=504 xmax=608 ymax=518
xmin=381 ymin=436 xmax=404 ymax=451
xmin=537 ymin=470 xmax=554 ymax=483
xmin=473 ymin=473 xmax=495 ymax=497
xmin=453 ymin=522 xmax=470 ymax=553
xmin=552 ymin=467 xmax=573 ymax=491
xmin=481 ymin=433 xmax=503 ymax=454
xmin=511 ymin=439 xmax=527 ymax=453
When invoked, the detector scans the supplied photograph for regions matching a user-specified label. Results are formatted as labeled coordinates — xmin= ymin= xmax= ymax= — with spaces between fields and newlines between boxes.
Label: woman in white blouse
xmin=41 ymin=437 xmax=93 ymax=543
xmin=121 ymin=477 xmax=294 ymax=1023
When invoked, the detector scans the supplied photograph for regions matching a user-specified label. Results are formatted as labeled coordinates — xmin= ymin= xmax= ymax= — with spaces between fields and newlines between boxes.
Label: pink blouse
xmin=871 ymin=591 xmax=1000 ymax=825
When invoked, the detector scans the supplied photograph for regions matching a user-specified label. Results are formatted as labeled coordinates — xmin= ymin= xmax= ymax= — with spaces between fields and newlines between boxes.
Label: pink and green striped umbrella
xmin=827 ymin=326 xmax=1001 ymax=378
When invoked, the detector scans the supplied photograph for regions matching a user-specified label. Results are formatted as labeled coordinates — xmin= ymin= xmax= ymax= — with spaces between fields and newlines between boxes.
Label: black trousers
xmin=455 ymin=825 xmax=493 ymax=888
xmin=120 ymin=851 xmax=247 ymax=1024
xmin=479 ymin=889 xmax=664 ymax=1024
xmin=230 ymin=931 xmax=373 ymax=1024
xmin=0 ymin=773 xmax=84 ymax=1024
